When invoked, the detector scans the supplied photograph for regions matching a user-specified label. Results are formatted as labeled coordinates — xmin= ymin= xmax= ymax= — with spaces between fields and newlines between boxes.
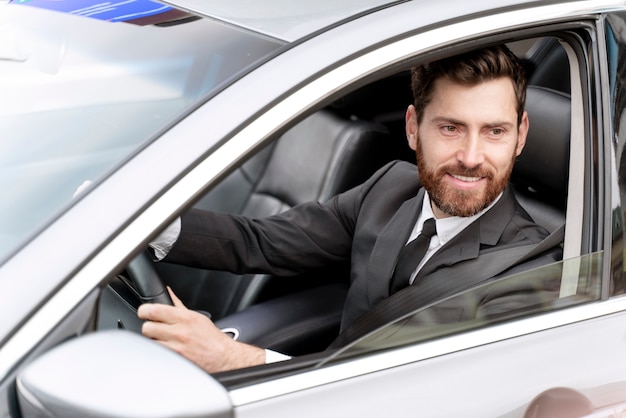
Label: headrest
xmin=256 ymin=110 xmax=391 ymax=206
xmin=512 ymin=86 xmax=571 ymax=209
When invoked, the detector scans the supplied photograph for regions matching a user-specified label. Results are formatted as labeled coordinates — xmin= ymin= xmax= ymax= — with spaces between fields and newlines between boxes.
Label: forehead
xmin=425 ymin=76 xmax=518 ymax=123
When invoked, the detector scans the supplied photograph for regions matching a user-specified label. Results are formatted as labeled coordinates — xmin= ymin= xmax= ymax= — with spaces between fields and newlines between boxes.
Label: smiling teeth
xmin=452 ymin=174 xmax=481 ymax=182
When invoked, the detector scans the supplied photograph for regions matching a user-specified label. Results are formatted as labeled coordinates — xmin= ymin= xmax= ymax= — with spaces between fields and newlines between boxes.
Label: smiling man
xmin=409 ymin=50 xmax=528 ymax=220
xmin=140 ymin=45 xmax=562 ymax=373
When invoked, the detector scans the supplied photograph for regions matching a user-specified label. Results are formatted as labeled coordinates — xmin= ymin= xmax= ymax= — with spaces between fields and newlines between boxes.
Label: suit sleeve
xmin=163 ymin=161 xmax=402 ymax=276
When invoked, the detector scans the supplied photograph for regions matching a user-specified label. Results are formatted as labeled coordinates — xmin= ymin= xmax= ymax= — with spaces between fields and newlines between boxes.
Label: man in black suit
xmin=138 ymin=45 xmax=561 ymax=373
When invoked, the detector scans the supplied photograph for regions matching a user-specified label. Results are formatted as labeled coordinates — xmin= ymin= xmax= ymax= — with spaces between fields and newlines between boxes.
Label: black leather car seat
xmin=512 ymin=85 xmax=571 ymax=232
xmin=157 ymin=109 xmax=394 ymax=320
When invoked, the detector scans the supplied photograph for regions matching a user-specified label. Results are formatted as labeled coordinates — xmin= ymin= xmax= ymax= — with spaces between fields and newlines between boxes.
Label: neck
xmin=431 ymin=203 xmax=451 ymax=219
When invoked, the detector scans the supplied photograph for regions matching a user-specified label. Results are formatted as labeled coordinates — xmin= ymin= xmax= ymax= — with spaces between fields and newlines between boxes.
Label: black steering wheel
xmin=125 ymin=251 xmax=173 ymax=306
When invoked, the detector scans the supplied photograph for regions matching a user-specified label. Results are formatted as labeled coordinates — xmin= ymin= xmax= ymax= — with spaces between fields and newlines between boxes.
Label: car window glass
xmin=0 ymin=3 xmax=283 ymax=263
xmin=330 ymin=253 xmax=602 ymax=360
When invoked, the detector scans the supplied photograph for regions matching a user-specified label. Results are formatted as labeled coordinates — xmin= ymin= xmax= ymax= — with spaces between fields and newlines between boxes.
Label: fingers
xmin=138 ymin=295 xmax=217 ymax=342
xmin=139 ymin=303 xmax=199 ymax=344
xmin=137 ymin=287 xmax=185 ymax=323
xmin=137 ymin=287 xmax=194 ymax=345
xmin=166 ymin=286 xmax=185 ymax=308
xmin=141 ymin=318 xmax=176 ymax=344
xmin=135 ymin=289 xmax=268 ymax=372
xmin=137 ymin=302 xmax=179 ymax=324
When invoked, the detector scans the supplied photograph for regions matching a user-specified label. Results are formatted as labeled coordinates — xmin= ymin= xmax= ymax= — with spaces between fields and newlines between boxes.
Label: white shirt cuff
xmin=149 ymin=217 xmax=181 ymax=260
xmin=265 ymin=349 xmax=291 ymax=364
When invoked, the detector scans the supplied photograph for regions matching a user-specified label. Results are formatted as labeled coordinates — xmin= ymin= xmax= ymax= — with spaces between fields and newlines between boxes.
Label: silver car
xmin=2 ymin=0 xmax=626 ymax=416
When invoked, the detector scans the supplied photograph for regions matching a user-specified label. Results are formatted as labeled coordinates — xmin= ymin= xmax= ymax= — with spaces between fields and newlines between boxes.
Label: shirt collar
xmin=409 ymin=191 xmax=503 ymax=245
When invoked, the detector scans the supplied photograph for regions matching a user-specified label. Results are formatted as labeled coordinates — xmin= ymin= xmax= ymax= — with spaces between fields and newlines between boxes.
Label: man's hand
xmin=138 ymin=287 xmax=266 ymax=373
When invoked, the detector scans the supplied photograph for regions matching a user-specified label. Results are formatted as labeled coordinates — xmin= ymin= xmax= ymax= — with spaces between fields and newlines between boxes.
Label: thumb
xmin=166 ymin=286 xmax=186 ymax=308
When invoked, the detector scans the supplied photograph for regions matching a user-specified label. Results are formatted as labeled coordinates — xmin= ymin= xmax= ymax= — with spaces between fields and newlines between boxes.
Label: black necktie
xmin=389 ymin=218 xmax=437 ymax=294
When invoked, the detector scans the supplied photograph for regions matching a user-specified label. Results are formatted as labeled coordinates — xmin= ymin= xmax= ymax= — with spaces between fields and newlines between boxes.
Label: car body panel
xmin=234 ymin=305 xmax=626 ymax=417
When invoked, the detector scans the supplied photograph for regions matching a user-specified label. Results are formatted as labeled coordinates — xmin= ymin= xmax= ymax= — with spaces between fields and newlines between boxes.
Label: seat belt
xmin=329 ymin=223 xmax=565 ymax=348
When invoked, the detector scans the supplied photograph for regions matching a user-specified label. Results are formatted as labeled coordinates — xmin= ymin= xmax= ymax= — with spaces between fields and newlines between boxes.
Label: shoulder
xmin=335 ymin=159 xmax=420 ymax=203
xmin=365 ymin=160 xmax=420 ymax=191
xmin=329 ymin=160 xmax=421 ymax=228
xmin=480 ymin=187 xmax=550 ymax=247
xmin=508 ymin=191 xmax=552 ymax=243
xmin=357 ymin=160 xmax=421 ymax=207
xmin=383 ymin=160 xmax=419 ymax=179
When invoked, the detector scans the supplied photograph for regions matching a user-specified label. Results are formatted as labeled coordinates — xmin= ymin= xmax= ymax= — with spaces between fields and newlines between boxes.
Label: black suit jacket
xmin=165 ymin=161 xmax=561 ymax=330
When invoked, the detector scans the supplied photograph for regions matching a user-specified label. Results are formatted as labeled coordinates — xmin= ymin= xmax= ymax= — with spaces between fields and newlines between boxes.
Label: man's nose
xmin=455 ymin=134 xmax=485 ymax=168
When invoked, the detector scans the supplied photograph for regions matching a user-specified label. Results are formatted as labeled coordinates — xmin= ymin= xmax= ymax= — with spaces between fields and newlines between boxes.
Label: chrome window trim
xmin=0 ymin=0 xmax=624 ymax=392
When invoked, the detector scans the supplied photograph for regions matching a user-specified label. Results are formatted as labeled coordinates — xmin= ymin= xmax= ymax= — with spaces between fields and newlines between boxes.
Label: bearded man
xmin=139 ymin=45 xmax=562 ymax=373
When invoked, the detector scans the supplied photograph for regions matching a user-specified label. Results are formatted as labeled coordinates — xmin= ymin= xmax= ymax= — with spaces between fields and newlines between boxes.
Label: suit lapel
xmin=416 ymin=186 xmax=517 ymax=280
xmin=416 ymin=222 xmax=480 ymax=279
xmin=366 ymin=189 xmax=424 ymax=302
xmin=364 ymin=185 xmax=517 ymax=304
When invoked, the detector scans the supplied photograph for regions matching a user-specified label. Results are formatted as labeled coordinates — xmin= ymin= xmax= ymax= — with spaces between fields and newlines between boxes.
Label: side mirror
xmin=16 ymin=330 xmax=232 ymax=418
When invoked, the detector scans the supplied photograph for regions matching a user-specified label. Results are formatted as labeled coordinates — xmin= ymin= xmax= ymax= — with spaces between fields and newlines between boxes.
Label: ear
xmin=406 ymin=105 xmax=419 ymax=151
xmin=515 ymin=111 xmax=529 ymax=156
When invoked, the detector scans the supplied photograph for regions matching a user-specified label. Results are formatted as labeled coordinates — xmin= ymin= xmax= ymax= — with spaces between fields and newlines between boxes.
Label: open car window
xmin=328 ymin=253 xmax=603 ymax=362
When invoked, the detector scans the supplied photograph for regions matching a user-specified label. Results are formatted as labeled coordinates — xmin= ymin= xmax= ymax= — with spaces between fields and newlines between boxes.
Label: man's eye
xmin=490 ymin=128 xmax=504 ymax=135
xmin=443 ymin=126 xmax=456 ymax=132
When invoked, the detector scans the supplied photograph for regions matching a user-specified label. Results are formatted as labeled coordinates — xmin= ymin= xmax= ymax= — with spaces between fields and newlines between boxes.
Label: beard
xmin=415 ymin=144 xmax=515 ymax=217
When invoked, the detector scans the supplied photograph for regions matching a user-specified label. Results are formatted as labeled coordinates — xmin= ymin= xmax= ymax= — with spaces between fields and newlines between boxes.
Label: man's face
xmin=405 ymin=76 xmax=528 ymax=219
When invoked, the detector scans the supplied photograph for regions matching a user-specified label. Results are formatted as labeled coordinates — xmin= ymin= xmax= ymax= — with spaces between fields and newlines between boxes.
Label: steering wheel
xmin=125 ymin=251 xmax=173 ymax=306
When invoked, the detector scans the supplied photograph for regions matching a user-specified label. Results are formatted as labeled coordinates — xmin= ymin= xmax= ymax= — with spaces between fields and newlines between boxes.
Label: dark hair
xmin=411 ymin=45 xmax=527 ymax=124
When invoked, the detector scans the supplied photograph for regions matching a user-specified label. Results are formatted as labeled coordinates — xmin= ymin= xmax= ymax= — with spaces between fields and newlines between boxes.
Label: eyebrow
xmin=431 ymin=116 xmax=466 ymax=126
xmin=430 ymin=116 xmax=515 ymax=129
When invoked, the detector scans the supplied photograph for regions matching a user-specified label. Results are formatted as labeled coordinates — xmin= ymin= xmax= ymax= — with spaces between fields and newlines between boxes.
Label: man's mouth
xmin=450 ymin=174 xmax=482 ymax=182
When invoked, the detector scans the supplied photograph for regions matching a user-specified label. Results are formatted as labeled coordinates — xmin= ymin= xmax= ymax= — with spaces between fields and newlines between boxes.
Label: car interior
xmin=98 ymin=36 xmax=573 ymax=358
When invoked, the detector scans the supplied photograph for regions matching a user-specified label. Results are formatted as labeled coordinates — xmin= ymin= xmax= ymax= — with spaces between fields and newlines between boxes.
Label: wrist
xmin=219 ymin=340 xmax=265 ymax=372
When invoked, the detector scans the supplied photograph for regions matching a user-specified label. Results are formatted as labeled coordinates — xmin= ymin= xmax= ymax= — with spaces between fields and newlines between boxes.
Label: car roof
xmin=164 ymin=0 xmax=568 ymax=42
xmin=164 ymin=0 xmax=402 ymax=41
